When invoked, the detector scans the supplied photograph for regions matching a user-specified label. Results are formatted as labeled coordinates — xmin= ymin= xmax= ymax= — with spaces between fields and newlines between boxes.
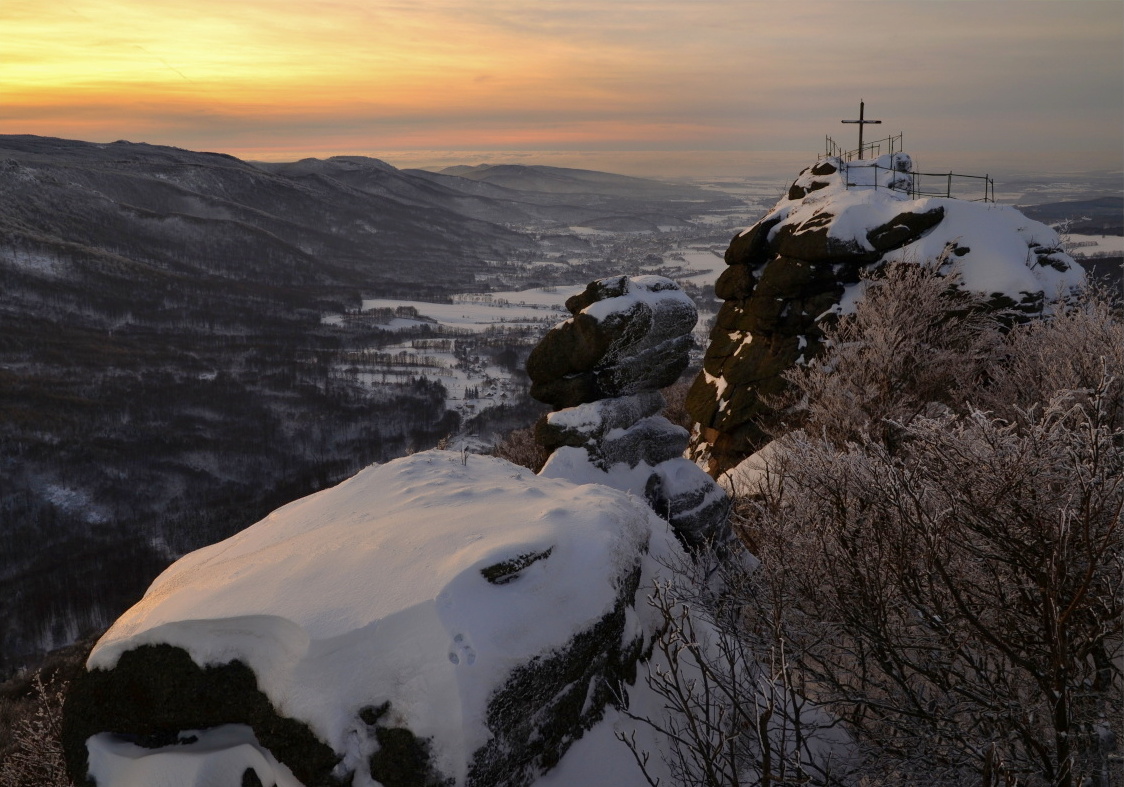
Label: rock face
xmin=527 ymin=275 xmax=696 ymax=409
xmin=687 ymin=153 xmax=1086 ymax=477
xmin=530 ymin=276 xmax=731 ymax=550
xmin=62 ymin=453 xmax=684 ymax=787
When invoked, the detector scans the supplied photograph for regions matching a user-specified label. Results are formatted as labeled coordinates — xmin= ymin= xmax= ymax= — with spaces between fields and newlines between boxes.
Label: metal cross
xmin=841 ymin=100 xmax=882 ymax=160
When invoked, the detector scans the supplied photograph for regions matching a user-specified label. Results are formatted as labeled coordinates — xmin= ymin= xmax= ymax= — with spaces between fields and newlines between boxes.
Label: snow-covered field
xmin=326 ymin=236 xmax=732 ymax=419
xmin=650 ymin=246 xmax=727 ymax=288
xmin=1068 ymin=233 xmax=1124 ymax=256
xmin=340 ymin=287 xmax=583 ymax=416
xmin=361 ymin=286 xmax=581 ymax=332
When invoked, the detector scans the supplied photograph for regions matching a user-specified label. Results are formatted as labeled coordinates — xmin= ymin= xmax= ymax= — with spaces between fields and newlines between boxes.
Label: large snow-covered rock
xmin=687 ymin=153 xmax=1087 ymax=475
xmin=63 ymin=451 xmax=685 ymax=787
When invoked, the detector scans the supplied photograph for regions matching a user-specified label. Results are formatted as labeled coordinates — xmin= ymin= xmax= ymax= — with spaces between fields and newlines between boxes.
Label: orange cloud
xmin=2 ymin=0 xmax=1120 ymax=166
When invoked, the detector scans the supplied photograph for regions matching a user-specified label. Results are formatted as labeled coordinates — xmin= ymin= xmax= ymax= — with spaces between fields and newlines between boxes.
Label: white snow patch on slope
xmin=360 ymin=285 xmax=582 ymax=332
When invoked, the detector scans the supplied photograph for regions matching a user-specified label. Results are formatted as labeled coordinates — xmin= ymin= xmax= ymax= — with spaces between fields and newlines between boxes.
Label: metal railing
xmin=824 ymin=132 xmax=903 ymax=162
xmin=842 ymin=160 xmax=995 ymax=203
xmin=821 ymin=132 xmax=995 ymax=202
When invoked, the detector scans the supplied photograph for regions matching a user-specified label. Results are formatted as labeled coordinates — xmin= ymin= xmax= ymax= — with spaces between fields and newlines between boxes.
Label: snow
xmin=1068 ymin=233 xmax=1124 ymax=256
xmin=580 ymin=274 xmax=695 ymax=323
xmin=655 ymin=247 xmax=727 ymax=287
xmin=881 ymin=199 xmax=1077 ymax=297
xmin=718 ymin=441 xmax=785 ymax=498
xmin=540 ymin=447 xmax=726 ymax=534
xmin=1 ymin=246 xmax=67 ymax=279
xmin=360 ymin=285 xmax=582 ymax=333
xmin=746 ymin=153 xmax=1085 ymax=311
xmin=88 ymin=726 xmax=303 ymax=787
xmin=704 ymin=370 xmax=728 ymax=400
xmin=545 ymin=393 xmax=660 ymax=434
xmin=87 ymin=450 xmax=686 ymax=786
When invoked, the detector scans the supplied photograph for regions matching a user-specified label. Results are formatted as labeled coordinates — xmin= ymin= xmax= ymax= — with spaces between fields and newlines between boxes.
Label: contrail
xmin=131 ymin=44 xmax=193 ymax=82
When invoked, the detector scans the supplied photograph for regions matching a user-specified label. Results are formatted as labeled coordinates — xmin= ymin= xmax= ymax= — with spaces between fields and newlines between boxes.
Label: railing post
xmin=947 ymin=172 xmax=952 ymax=199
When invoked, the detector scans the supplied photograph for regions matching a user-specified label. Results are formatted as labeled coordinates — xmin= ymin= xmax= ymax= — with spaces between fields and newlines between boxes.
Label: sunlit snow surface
xmin=87 ymin=450 xmax=684 ymax=786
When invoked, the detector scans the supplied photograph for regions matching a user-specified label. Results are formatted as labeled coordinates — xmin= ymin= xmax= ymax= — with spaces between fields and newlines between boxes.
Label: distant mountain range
xmin=0 ymin=136 xmax=527 ymax=304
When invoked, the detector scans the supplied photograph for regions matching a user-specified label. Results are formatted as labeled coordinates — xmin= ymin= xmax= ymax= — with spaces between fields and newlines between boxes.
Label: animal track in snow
xmin=448 ymin=633 xmax=476 ymax=665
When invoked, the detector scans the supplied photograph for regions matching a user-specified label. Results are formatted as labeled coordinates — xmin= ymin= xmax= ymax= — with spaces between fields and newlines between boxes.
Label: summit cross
xmin=841 ymin=100 xmax=882 ymax=160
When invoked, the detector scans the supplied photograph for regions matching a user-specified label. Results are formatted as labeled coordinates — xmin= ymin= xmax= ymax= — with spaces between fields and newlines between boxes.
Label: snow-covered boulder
xmin=687 ymin=153 xmax=1087 ymax=475
xmin=63 ymin=451 xmax=684 ymax=787
xmin=527 ymin=275 xmax=696 ymax=409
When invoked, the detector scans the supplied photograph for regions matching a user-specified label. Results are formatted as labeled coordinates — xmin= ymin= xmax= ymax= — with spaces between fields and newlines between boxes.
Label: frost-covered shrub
xmin=783 ymin=265 xmax=1124 ymax=452
xmin=730 ymin=280 xmax=1124 ymax=787
xmin=0 ymin=674 xmax=72 ymax=787
xmin=619 ymin=544 xmax=857 ymax=787
xmin=491 ymin=424 xmax=547 ymax=472
xmin=977 ymin=284 xmax=1124 ymax=430
xmin=745 ymin=390 xmax=1123 ymax=787
xmin=780 ymin=261 xmax=1004 ymax=448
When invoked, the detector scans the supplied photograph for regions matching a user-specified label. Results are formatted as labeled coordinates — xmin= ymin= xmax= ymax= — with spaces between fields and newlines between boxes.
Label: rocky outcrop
xmin=527 ymin=275 xmax=696 ymax=408
xmin=687 ymin=153 xmax=1086 ymax=477
xmin=63 ymin=645 xmax=339 ymax=787
xmin=62 ymin=454 xmax=683 ymax=787
xmin=531 ymin=276 xmax=731 ymax=550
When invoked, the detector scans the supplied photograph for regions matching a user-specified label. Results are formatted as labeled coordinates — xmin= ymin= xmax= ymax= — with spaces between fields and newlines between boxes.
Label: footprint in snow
xmin=448 ymin=633 xmax=476 ymax=666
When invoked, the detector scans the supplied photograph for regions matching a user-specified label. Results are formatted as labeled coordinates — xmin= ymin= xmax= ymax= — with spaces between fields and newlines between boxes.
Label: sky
xmin=3 ymin=0 xmax=1121 ymax=177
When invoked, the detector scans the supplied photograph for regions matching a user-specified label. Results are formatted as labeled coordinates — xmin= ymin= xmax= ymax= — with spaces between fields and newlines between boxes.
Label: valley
xmin=0 ymin=137 xmax=754 ymax=673
xmin=0 ymin=135 xmax=1115 ymax=675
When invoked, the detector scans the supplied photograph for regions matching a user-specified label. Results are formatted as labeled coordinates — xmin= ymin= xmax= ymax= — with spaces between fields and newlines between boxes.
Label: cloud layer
xmin=2 ymin=0 xmax=1120 ymax=174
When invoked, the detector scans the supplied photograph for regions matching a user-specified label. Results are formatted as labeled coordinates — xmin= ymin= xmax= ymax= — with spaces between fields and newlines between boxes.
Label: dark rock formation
xmin=687 ymin=153 xmax=1084 ymax=477
xmin=527 ymin=276 xmax=696 ymax=409
xmin=532 ymin=276 xmax=731 ymax=550
xmin=62 ymin=644 xmax=340 ymax=786
xmin=466 ymin=564 xmax=645 ymax=787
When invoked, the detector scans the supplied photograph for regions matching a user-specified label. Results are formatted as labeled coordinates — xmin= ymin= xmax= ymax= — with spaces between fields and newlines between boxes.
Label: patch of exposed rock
xmin=687 ymin=153 xmax=1086 ymax=477
xmin=531 ymin=275 xmax=731 ymax=550
xmin=527 ymin=275 xmax=696 ymax=409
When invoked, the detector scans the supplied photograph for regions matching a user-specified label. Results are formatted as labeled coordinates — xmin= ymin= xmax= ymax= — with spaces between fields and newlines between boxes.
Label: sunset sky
xmin=3 ymin=0 xmax=1121 ymax=177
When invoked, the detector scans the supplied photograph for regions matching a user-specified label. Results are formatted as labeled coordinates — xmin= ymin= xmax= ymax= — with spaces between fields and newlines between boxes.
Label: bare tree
xmin=618 ymin=546 xmax=856 ymax=787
